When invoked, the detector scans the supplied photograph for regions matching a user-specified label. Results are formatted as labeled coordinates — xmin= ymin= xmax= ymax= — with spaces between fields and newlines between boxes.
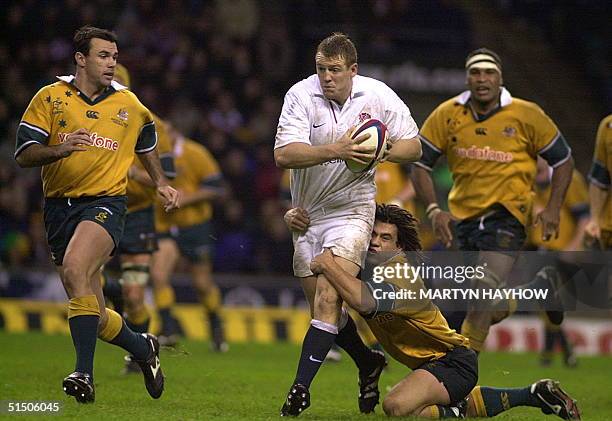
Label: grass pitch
xmin=0 ymin=332 xmax=610 ymax=420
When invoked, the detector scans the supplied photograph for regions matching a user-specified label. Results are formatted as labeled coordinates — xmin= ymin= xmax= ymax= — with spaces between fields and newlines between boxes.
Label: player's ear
xmin=350 ymin=63 xmax=358 ymax=76
xmin=74 ymin=52 xmax=86 ymax=68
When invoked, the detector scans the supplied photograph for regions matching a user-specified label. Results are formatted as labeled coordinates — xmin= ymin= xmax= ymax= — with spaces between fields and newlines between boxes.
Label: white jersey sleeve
xmin=274 ymin=87 xmax=311 ymax=150
xmin=379 ymin=81 xmax=419 ymax=143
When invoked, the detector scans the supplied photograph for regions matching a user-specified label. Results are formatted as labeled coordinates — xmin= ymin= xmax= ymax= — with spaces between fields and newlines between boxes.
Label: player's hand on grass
xmin=534 ymin=206 xmax=561 ymax=241
xmin=431 ymin=210 xmax=458 ymax=248
xmin=310 ymin=248 xmax=334 ymax=274
xmin=157 ymin=185 xmax=180 ymax=211
xmin=333 ymin=126 xmax=375 ymax=164
xmin=56 ymin=128 xmax=92 ymax=157
xmin=284 ymin=207 xmax=310 ymax=232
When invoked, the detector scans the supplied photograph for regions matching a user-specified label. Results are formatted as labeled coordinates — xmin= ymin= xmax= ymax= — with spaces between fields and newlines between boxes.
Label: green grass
xmin=0 ymin=332 xmax=610 ymax=420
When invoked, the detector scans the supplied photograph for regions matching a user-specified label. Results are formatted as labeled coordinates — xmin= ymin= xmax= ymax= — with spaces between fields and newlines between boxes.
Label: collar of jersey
xmin=313 ymin=75 xmax=366 ymax=105
xmin=455 ymin=86 xmax=512 ymax=107
xmin=56 ymin=75 xmax=127 ymax=105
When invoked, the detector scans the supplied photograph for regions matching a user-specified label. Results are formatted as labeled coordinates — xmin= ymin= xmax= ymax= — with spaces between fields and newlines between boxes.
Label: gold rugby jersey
xmin=15 ymin=76 xmax=157 ymax=198
xmin=126 ymin=114 xmax=175 ymax=213
xmin=375 ymin=162 xmax=416 ymax=214
xmin=417 ymin=88 xmax=571 ymax=226
xmin=155 ymin=137 xmax=222 ymax=231
xmin=529 ymin=170 xmax=589 ymax=250
xmin=363 ymin=254 xmax=469 ymax=369
xmin=280 ymin=169 xmax=292 ymax=206
xmin=588 ymin=114 xmax=612 ymax=231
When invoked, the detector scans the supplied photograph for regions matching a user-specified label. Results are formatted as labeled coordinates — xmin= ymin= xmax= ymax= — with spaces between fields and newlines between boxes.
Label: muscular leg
xmin=121 ymin=253 xmax=152 ymax=334
xmin=383 ymin=369 xmax=451 ymax=417
xmin=61 ymin=221 xmax=116 ymax=378
xmin=461 ymin=251 xmax=516 ymax=353
xmin=150 ymin=238 xmax=181 ymax=338
xmin=191 ymin=257 xmax=226 ymax=351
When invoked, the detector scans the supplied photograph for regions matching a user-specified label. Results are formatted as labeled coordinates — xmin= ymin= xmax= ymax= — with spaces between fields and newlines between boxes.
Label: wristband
xmin=426 ymin=203 xmax=440 ymax=215
xmin=427 ymin=208 xmax=441 ymax=220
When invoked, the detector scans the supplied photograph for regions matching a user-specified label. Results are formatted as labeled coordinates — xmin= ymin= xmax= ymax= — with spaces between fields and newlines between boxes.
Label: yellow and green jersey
xmin=126 ymin=113 xmax=175 ymax=213
xmin=374 ymin=162 xmax=416 ymax=214
xmin=417 ymin=88 xmax=571 ymax=226
xmin=155 ymin=137 xmax=222 ymax=231
xmin=588 ymin=114 xmax=612 ymax=231
xmin=15 ymin=75 xmax=157 ymax=198
xmin=364 ymin=254 xmax=470 ymax=369
xmin=529 ymin=170 xmax=589 ymax=250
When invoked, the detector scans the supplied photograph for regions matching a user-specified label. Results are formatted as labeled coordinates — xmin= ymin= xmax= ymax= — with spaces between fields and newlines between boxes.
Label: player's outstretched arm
xmin=15 ymin=128 xmax=92 ymax=168
xmin=535 ymin=157 xmax=574 ymax=241
xmin=411 ymin=165 xmax=456 ymax=247
xmin=137 ymin=149 xmax=179 ymax=211
xmin=310 ymin=249 xmax=376 ymax=314
xmin=385 ymin=136 xmax=422 ymax=164
xmin=274 ymin=128 xmax=373 ymax=169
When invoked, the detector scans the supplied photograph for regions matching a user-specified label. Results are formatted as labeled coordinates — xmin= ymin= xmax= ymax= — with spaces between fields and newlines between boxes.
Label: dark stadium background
xmin=0 ymin=1 xmax=610 ymax=351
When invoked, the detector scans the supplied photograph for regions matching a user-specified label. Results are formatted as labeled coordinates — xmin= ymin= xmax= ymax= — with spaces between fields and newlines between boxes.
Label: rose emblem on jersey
xmin=358 ymin=112 xmax=372 ymax=123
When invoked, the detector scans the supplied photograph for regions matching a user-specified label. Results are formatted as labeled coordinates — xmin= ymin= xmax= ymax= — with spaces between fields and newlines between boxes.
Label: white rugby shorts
xmin=292 ymin=203 xmax=375 ymax=277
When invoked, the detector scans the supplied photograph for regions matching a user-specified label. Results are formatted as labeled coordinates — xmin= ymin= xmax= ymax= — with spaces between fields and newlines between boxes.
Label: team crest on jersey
xmin=52 ymin=98 xmax=65 ymax=115
xmin=111 ymin=108 xmax=129 ymax=127
xmin=358 ymin=112 xmax=371 ymax=123
xmin=95 ymin=211 xmax=108 ymax=223
xmin=117 ymin=108 xmax=129 ymax=121
xmin=502 ymin=126 xmax=517 ymax=137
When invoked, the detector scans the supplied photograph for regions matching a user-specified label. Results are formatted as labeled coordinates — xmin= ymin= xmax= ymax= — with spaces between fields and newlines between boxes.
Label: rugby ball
xmin=345 ymin=118 xmax=388 ymax=173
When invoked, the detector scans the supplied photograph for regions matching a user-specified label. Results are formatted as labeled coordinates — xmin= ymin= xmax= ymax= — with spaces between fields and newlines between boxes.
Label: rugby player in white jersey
xmin=274 ymin=32 xmax=421 ymax=416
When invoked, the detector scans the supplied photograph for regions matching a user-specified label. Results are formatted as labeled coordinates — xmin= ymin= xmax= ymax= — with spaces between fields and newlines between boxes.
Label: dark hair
xmin=375 ymin=204 xmax=422 ymax=252
xmin=316 ymin=32 xmax=357 ymax=67
xmin=73 ymin=25 xmax=117 ymax=64
xmin=465 ymin=47 xmax=502 ymax=69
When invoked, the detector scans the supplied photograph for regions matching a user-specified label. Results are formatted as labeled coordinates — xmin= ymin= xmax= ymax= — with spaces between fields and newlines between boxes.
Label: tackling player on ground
xmin=14 ymin=26 xmax=179 ymax=403
xmin=304 ymin=204 xmax=580 ymax=419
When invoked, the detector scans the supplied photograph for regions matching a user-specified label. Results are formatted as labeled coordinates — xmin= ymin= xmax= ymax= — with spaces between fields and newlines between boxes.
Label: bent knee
xmin=383 ymin=397 xmax=406 ymax=417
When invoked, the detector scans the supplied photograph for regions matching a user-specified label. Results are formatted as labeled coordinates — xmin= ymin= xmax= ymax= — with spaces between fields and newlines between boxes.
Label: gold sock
xmin=68 ymin=295 xmax=100 ymax=318
xmin=154 ymin=286 xmax=175 ymax=310
xmin=99 ymin=308 xmax=123 ymax=341
xmin=199 ymin=286 xmax=221 ymax=312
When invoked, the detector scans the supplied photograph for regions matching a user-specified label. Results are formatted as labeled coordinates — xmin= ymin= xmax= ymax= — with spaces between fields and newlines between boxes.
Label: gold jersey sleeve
xmin=15 ymin=78 xmax=156 ymax=198
xmin=364 ymin=255 xmax=469 ymax=369
xmin=530 ymin=170 xmax=589 ymax=250
xmin=374 ymin=162 xmax=416 ymax=214
xmin=588 ymin=114 xmax=612 ymax=230
xmin=417 ymin=95 xmax=571 ymax=226
xmin=155 ymin=138 xmax=221 ymax=230
xmin=126 ymin=114 xmax=174 ymax=213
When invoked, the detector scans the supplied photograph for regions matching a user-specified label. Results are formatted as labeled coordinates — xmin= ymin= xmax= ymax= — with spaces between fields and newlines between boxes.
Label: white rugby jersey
xmin=274 ymin=74 xmax=418 ymax=213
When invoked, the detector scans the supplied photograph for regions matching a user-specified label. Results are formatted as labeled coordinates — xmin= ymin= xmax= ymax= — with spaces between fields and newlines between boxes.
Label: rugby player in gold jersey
xmin=411 ymin=48 xmax=574 ymax=353
xmin=294 ymin=204 xmax=580 ymax=419
xmin=15 ymin=26 xmax=178 ymax=403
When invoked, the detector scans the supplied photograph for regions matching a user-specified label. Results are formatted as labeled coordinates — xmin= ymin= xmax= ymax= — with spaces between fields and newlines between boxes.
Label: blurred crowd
xmin=0 ymin=0 xmax=608 ymax=274
xmin=0 ymin=0 xmax=466 ymax=272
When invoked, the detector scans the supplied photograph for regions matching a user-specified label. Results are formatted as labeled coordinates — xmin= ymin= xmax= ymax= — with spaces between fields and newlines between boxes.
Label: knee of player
xmin=382 ymin=396 xmax=406 ymax=417
xmin=62 ymin=259 xmax=88 ymax=284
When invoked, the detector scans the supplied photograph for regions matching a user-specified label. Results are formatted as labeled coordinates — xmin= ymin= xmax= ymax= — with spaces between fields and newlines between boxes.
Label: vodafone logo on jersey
xmin=58 ymin=132 xmax=119 ymax=151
